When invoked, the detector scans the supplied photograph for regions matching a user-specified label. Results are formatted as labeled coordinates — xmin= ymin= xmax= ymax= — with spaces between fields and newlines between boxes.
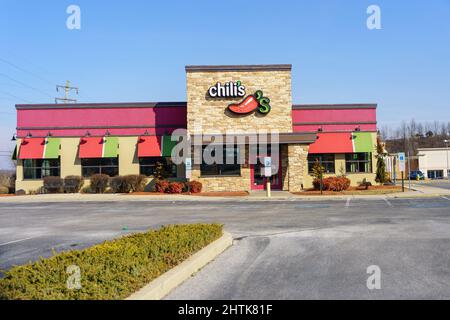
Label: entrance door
xmin=250 ymin=155 xmax=282 ymax=190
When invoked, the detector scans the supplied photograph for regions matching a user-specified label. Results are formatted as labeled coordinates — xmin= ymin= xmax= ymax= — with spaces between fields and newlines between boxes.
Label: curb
xmin=126 ymin=231 xmax=233 ymax=300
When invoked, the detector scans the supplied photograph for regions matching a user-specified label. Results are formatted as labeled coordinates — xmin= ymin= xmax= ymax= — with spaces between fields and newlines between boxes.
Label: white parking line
xmin=383 ymin=197 xmax=393 ymax=207
xmin=442 ymin=196 xmax=450 ymax=201
xmin=0 ymin=237 xmax=35 ymax=247
xmin=345 ymin=197 xmax=351 ymax=208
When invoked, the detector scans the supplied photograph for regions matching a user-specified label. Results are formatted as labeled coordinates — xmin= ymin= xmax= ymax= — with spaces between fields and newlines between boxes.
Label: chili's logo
xmin=228 ymin=90 xmax=271 ymax=115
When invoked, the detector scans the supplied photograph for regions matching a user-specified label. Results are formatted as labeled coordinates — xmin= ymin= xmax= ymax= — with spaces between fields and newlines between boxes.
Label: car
xmin=408 ymin=170 xmax=425 ymax=180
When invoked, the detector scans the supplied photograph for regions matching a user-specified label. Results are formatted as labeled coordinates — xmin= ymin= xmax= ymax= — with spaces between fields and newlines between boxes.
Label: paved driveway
xmin=1 ymin=197 xmax=450 ymax=299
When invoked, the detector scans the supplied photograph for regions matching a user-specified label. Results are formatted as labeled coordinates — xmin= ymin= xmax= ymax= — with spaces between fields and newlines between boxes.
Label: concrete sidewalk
xmin=0 ymin=188 xmax=448 ymax=203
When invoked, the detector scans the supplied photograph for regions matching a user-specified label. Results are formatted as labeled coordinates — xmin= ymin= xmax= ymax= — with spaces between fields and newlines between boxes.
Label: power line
xmin=0 ymin=73 xmax=53 ymax=99
xmin=0 ymin=57 xmax=54 ymax=86
xmin=0 ymin=90 xmax=32 ymax=103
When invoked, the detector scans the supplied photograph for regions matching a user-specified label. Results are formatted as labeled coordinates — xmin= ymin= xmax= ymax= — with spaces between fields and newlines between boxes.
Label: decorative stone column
xmin=288 ymin=144 xmax=309 ymax=192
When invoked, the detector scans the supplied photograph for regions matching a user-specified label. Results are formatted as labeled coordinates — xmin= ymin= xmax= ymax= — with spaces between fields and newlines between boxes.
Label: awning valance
xmin=137 ymin=135 xmax=177 ymax=157
xmin=79 ymin=137 xmax=118 ymax=158
xmin=308 ymin=132 xmax=374 ymax=154
xmin=19 ymin=137 xmax=60 ymax=159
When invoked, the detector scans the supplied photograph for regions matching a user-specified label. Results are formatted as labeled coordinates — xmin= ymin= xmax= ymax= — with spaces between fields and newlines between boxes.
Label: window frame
xmin=139 ymin=157 xmax=177 ymax=177
xmin=307 ymin=153 xmax=335 ymax=174
xmin=345 ymin=152 xmax=372 ymax=173
xmin=81 ymin=157 xmax=119 ymax=178
xmin=200 ymin=145 xmax=241 ymax=177
xmin=23 ymin=158 xmax=61 ymax=180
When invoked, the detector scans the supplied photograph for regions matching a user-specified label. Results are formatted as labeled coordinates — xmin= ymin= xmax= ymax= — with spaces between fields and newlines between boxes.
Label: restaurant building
xmin=14 ymin=64 xmax=378 ymax=193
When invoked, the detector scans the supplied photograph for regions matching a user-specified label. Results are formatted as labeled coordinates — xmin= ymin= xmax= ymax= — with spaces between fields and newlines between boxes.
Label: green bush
xmin=0 ymin=224 xmax=222 ymax=300
xmin=89 ymin=174 xmax=109 ymax=193
xmin=64 ymin=176 xmax=84 ymax=193
xmin=43 ymin=176 xmax=63 ymax=193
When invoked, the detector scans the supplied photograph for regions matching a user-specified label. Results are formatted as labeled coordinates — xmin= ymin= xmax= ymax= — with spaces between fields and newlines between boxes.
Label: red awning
xmin=79 ymin=137 xmax=104 ymax=158
xmin=137 ymin=136 xmax=162 ymax=157
xmin=19 ymin=138 xmax=46 ymax=159
xmin=308 ymin=132 xmax=353 ymax=154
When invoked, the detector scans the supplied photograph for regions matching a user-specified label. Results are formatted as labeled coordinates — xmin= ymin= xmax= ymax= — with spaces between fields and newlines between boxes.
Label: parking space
xmin=1 ymin=197 xmax=450 ymax=298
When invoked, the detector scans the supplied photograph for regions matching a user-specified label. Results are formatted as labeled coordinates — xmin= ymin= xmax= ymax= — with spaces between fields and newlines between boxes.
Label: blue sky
xmin=1 ymin=0 xmax=450 ymax=169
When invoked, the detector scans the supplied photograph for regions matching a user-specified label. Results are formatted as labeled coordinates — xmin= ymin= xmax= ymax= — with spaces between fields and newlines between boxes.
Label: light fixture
xmin=47 ymin=131 xmax=52 ymax=137
xmin=26 ymin=132 xmax=32 ymax=138
xmin=85 ymin=131 xmax=91 ymax=137
xmin=355 ymin=126 xmax=361 ymax=132
xmin=11 ymin=134 xmax=16 ymax=141
xmin=144 ymin=130 xmax=149 ymax=136
xmin=318 ymin=127 xmax=323 ymax=132
xmin=105 ymin=130 xmax=111 ymax=136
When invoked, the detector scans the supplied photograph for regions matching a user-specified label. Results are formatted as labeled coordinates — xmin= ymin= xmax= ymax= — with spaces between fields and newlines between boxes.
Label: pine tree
xmin=375 ymin=136 xmax=387 ymax=185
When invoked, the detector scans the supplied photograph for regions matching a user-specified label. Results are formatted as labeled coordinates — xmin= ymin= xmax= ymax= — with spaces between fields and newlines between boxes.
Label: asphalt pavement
xmin=1 ymin=197 xmax=450 ymax=299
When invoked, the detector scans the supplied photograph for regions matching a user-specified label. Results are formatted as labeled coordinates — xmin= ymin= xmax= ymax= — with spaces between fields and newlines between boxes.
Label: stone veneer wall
xmin=186 ymin=70 xmax=292 ymax=135
xmin=287 ymin=144 xmax=309 ymax=192
xmin=185 ymin=67 xmax=295 ymax=192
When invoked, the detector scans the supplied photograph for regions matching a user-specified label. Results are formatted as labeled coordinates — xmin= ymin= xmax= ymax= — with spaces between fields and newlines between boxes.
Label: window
xmin=427 ymin=170 xmax=444 ymax=179
xmin=307 ymin=154 xmax=335 ymax=174
xmin=139 ymin=157 xmax=176 ymax=177
xmin=81 ymin=158 xmax=118 ymax=177
xmin=200 ymin=145 xmax=241 ymax=176
xmin=345 ymin=153 xmax=372 ymax=173
xmin=23 ymin=159 xmax=60 ymax=179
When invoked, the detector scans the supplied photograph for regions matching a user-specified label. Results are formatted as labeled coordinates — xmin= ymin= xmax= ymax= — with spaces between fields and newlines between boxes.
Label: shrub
xmin=358 ymin=178 xmax=372 ymax=190
xmin=43 ymin=176 xmax=63 ymax=193
xmin=187 ymin=181 xmax=202 ymax=193
xmin=123 ymin=174 xmax=146 ymax=192
xmin=167 ymin=182 xmax=184 ymax=194
xmin=15 ymin=189 xmax=26 ymax=196
xmin=64 ymin=175 xmax=84 ymax=193
xmin=89 ymin=174 xmax=109 ymax=193
xmin=312 ymin=179 xmax=322 ymax=191
xmin=154 ymin=179 xmax=170 ymax=193
xmin=323 ymin=176 xmax=351 ymax=192
xmin=110 ymin=176 xmax=128 ymax=193
xmin=0 ymin=185 xmax=9 ymax=194
xmin=0 ymin=224 xmax=222 ymax=300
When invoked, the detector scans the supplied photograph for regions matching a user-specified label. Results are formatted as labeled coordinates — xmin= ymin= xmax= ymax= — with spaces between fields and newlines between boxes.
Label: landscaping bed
xmin=295 ymin=185 xmax=403 ymax=196
xmin=128 ymin=191 xmax=249 ymax=197
xmin=0 ymin=224 xmax=222 ymax=300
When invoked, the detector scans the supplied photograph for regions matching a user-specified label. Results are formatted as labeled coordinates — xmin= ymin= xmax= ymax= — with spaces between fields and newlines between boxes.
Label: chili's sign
xmin=207 ymin=81 xmax=271 ymax=115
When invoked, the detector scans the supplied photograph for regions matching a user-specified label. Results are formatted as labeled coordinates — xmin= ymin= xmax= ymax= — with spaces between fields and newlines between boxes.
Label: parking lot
xmin=1 ymin=196 xmax=450 ymax=299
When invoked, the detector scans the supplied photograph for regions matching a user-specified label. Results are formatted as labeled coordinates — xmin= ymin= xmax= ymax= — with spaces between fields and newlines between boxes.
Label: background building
xmin=418 ymin=147 xmax=450 ymax=179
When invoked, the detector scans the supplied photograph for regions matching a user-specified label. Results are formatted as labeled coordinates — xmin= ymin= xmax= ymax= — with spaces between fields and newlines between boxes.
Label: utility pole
xmin=55 ymin=80 xmax=78 ymax=104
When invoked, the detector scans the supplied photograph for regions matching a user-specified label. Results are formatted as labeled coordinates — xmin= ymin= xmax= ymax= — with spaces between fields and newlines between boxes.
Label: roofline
xmin=15 ymin=102 xmax=187 ymax=110
xmin=293 ymin=104 xmax=377 ymax=110
xmin=417 ymin=147 xmax=450 ymax=151
xmin=15 ymin=102 xmax=378 ymax=111
xmin=185 ymin=64 xmax=292 ymax=72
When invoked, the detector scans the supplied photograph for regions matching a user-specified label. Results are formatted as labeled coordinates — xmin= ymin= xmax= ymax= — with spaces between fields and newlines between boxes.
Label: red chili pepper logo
xmin=227 ymin=90 xmax=271 ymax=115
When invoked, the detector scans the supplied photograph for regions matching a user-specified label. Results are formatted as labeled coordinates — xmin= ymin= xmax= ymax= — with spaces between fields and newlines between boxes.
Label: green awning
xmin=103 ymin=137 xmax=119 ymax=158
xmin=161 ymin=135 xmax=178 ymax=157
xmin=44 ymin=137 xmax=61 ymax=159
xmin=352 ymin=132 xmax=374 ymax=153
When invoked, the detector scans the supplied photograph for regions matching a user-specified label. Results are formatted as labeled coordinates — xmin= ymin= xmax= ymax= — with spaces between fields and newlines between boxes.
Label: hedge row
xmin=0 ymin=224 xmax=223 ymax=300
xmin=43 ymin=176 xmax=84 ymax=193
